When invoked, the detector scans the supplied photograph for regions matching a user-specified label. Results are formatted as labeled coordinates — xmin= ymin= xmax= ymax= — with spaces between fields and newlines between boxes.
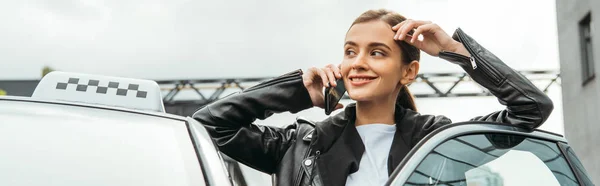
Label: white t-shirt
xmin=346 ymin=124 xmax=396 ymax=186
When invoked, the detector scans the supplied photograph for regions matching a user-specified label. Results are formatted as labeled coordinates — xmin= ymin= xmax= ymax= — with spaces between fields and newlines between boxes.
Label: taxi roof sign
xmin=32 ymin=71 xmax=165 ymax=113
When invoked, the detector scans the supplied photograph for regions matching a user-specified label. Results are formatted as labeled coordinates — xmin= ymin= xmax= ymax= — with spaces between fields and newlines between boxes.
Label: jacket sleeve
xmin=439 ymin=28 xmax=554 ymax=129
xmin=192 ymin=69 xmax=314 ymax=174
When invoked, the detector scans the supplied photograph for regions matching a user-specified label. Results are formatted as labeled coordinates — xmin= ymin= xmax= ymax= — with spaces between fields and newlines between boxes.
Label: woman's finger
xmin=334 ymin=103 xmax=344 ymax=110
xmin=396 ymin=20 xmax=414 ymax=40
xmin=316 ymin=68 xmax=330 ymax=87
xmin=327 ymin=64 xmax=342 ymax=79
xmin=410 ymin=23 xmax=436 ymax=43
xmin=392 ymin=22 xmax=404 ymax=31
xmin=398 ymin=21 xmax=417 ymax=40
xmin=394 ymin=21 xmax=408 ymax=40
xmin=323 ymin=67 xmax=337 ymax=87
xmin=403 ymin=34 xmax=423 ymax=49
xmin=398 ymin=20 xmax=431 ymax=40
xmin=395 ymin=20 xmax=416 ymax=40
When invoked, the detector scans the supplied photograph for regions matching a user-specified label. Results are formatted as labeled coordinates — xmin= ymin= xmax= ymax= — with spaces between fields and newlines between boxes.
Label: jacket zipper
xmin=455 ymin=32 xmax=503 ymax=85
xmin=440 ymin=50 xmax=477 ymax=70
xmin=243 ymin=69 xmax=302 ymax=92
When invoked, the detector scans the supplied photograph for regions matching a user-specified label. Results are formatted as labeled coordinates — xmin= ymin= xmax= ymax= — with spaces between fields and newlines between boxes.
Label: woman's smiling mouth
xmin=348 ymin=75 xmax=378 ymax=86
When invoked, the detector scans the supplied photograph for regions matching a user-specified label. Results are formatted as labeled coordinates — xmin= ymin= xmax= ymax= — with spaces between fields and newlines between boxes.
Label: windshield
xmin=0 ymin=100 xmax=205 ymax=186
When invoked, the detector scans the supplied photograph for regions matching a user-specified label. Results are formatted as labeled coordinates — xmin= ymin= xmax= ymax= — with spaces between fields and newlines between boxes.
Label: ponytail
xmin=396 ymin=85 xmax=417 ymax=111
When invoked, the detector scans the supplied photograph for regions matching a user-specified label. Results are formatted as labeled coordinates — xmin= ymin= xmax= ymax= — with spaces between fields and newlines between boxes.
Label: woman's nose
xmin=351 ymin=54 xmax=369 ymax=70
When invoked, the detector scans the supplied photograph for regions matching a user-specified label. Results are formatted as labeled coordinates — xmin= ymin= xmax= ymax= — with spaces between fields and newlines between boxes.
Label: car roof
xmin=0 ymin=95 xmax=187 ymax=121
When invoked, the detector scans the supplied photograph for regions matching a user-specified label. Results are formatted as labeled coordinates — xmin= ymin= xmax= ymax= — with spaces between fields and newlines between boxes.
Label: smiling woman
xmin=341 ymin=11 xmax=421 ymax=113
xmin=192 ymin=9 xmax=554 ymax=186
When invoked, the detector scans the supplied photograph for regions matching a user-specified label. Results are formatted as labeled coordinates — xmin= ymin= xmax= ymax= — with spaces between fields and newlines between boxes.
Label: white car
xmin=0 ymin=72 xmax=233 ymax=186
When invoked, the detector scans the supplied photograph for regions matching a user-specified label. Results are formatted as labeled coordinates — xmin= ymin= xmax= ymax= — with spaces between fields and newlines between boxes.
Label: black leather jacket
xmin=193 ymin=28 xmax=554 ymax=186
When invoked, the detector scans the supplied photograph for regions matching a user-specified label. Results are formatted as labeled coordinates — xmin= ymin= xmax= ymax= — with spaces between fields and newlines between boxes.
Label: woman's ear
xmin=400 ymin=60 xmax=420 ymax=85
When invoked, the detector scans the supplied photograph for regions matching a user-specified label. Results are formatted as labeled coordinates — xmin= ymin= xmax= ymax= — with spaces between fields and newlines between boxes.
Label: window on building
xmin=580 ymin=12 xmax=594 ymax=85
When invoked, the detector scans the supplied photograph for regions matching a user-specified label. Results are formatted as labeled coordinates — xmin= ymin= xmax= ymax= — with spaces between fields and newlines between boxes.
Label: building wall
xmin=0 ymin=80 xmax=39 ymax=97
xmin=556 ymin=0 xmax=600 ymax=182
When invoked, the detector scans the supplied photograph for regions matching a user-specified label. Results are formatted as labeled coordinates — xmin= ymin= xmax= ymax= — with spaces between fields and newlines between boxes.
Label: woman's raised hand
xmin=392 ymin=20 xmax=466 ymax=57
xmin=302 ymin=64 xmax=344 ymax=110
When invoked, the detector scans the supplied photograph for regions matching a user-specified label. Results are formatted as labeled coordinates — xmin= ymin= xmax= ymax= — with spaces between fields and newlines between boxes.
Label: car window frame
xmin=385 ymin=121 xmax=569 ymax=186
xmin=558 ymin=142 xmax=595 ymax=185
xmin=187 ymin=118 xmax=233 ymax=186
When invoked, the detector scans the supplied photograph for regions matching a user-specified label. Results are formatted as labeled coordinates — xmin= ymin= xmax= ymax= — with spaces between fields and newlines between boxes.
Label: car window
xmin=399 ymin=134 xmax=578 ymax=186
xmin=564 ymin=145 xmax=594 ymax=185
xmin=0 ymin=101 xmax=206 ymax=186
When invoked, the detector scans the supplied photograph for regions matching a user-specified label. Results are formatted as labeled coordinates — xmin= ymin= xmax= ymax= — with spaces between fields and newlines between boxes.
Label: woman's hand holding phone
xmin=302 ymin=64 xmax=344 ymax=111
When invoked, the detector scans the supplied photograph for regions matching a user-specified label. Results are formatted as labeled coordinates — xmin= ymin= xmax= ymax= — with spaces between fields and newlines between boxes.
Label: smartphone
xmin=324 ymin=78 xmax=346 ymax=115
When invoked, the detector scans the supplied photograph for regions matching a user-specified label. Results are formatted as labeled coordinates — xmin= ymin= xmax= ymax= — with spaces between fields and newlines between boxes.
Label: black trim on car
xmin=558 ymin=142 xmax=585 ymax=186
xmin=537 ymin=128 xmax=564 ymax=138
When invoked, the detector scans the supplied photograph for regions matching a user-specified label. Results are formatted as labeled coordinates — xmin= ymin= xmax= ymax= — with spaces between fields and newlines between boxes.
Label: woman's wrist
xmin=446 ymin=41 xmax=471 ymax=57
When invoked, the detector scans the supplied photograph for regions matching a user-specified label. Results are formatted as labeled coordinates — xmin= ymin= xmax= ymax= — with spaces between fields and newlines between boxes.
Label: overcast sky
xmin=0 ymin=0 xmax=559 ymax=79
xmin=0 ymin=0 xmax=564 ymax=134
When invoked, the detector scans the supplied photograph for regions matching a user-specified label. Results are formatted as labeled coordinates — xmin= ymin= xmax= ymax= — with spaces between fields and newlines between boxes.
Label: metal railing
xmin=157 ymin=70 xmax=560 ymax=106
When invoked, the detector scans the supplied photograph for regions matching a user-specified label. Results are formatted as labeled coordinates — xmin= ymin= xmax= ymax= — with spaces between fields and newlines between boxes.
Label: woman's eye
xmin=371 ymin=51 xmax=385 ymax=57
xmin=345 ymin=50 xmax=356 ymax=56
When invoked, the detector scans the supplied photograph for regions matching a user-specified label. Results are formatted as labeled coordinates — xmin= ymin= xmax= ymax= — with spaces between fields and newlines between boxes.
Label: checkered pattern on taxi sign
xmin=55 ymin=78 xmax=147 ymax=98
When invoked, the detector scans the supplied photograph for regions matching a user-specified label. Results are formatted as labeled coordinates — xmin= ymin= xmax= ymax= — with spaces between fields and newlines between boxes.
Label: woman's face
xmin=341 ymin=20 xmax=414 ymax=102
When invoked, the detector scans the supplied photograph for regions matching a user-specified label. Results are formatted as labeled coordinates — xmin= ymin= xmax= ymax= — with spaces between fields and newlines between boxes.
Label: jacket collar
xmin=309 ymin=103 xmax=411 ymax=185
xmin=309 ymin=103 xmax=356 ymax=151
xmin=309 ymin=103 xmax=409 ymax=152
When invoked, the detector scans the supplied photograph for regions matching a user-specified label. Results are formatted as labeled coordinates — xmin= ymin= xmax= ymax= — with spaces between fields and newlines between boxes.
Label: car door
xmin=0 ymin=99 xmax=215 ymax=186
xmin=386 ymin=123 xmax=594 ymax=186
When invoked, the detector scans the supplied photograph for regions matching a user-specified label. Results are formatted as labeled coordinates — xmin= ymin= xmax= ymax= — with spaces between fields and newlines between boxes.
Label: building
xmin=0 ymin=80 xmax=39 ymax=97
xmin=556 ymin=0 xmax=599 ymax=182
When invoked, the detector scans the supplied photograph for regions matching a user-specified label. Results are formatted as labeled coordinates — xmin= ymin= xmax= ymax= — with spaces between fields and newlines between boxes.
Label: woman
xmin=193 ymin=9 xmax=553 ymax=186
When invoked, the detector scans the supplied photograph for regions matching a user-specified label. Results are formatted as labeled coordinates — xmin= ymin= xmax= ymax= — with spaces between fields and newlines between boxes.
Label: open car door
xmin=385 ymin=122 xmax=594 ymax=186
